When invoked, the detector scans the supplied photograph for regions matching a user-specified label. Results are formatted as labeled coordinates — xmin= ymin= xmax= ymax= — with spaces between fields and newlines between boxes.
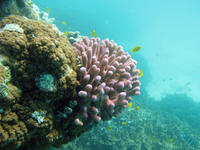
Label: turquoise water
xmin=33 ymin=0 xmax=200 ymax=149
xmin=35 ymin=0 xmax=200 ymax=101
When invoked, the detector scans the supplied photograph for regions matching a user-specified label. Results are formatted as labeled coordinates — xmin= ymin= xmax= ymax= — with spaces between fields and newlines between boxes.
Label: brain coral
xmin=0 ymin=15 xmax=141 ymax=150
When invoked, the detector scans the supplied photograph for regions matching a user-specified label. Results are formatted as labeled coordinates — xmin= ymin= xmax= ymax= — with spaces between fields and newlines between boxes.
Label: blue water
xmin=35 ymin=0 xmax=200 ymax=101
xmin=33 ymin=0 xmax=200 ymax=149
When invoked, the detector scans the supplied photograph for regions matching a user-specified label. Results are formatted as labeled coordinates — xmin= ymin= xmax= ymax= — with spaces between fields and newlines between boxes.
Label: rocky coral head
xmin=0 ymin=15 xmax=78 ymax=149
xmin=73 ymin=36 xmax=141 ymax=123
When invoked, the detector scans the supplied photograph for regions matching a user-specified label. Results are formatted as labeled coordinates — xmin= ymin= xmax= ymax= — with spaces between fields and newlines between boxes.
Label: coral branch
xmin=73 ymin=37 xmax=141 ymax=122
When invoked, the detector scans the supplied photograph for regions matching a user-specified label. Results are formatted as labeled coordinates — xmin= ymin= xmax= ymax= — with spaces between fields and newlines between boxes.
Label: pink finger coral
xmin=73 ymin=37 xmax=140 ymax=123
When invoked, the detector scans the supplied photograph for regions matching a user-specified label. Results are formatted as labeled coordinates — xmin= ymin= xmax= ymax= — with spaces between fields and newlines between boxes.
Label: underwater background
xmin=33 ymin=0 xmax=200 ymax=149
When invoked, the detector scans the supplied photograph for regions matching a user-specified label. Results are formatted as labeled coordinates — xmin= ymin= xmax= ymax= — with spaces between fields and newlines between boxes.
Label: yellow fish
xmin=64 ymin=31 xmax=70 ymax=36
xmin=131 ymin=46 xmax=141 ymax=53
xmin=107 ymin=126 xmax=112 ymax=130
xmin=27 ymin=0 xmax=33 ymax=5
xmin=91 ymin=30 xmax=98 ymax=37
xmin=135 ymin=105 xmax=140 ymax=111
xmin=168 ymin=138 xmax=174 ymax=142
xmin=62 ymin=21 xmax=67 ymax=25
xmin=138 ymin=69 xmax=143 ymax=78
xmin=151 ymin=136 xmax=157 ymax=142
xmin=46 ymin=7 xmax=50 ymax=14
xmin=122 ymin=122 xmax=127 ymax=125
xmin=128 ymin=102 xmax=132 ymax=108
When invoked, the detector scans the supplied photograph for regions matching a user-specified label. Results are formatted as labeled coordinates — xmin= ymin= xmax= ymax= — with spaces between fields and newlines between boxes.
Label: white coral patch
xmin=32 ymin=111 xmax=46 ymax=124
xmin=0 ymin=24 xmax=24 ymax=33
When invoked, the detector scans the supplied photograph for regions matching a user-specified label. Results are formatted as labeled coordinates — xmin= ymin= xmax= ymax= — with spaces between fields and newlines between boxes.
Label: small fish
xmin=128 ymin=102 xmax=132 ymax=108
xmin=46 ymin=7 xmax=50 ymax=14
xmin=135 ymin=105 xmax=140 ymax=111
xmin=122 ymin=122 xmax=127 ymax=125
xmin=168 ymin=138 xmax=174 ymax=142
xmin=64 ymin=31 xmax=70 ymax=36
xmin=91 ymin=30 xmax=98 ymax=37
xmin=131 ymin=46 xmax=141 ymax=53
xmin=27 ymin=0 xmax=33 ymax=5
xmin=151 ymin=136 xmax=157 ymax=142
xmin=62 ymin=21 xmax=67 ymax=25
xmin=68 ymin=27 xmax=71 ymax=30
xmin=138 ymin=69 xmax=143 ymax=78
xmin=107 ymin=126 xmax=112 ymax=130
xmin=64 ymin=31 xmax=70 ymax=40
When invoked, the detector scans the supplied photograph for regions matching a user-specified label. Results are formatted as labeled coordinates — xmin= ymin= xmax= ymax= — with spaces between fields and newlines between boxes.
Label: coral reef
xmin=58 ymin=104 xmax=200 ymax=150
xmin=0 ymin=0 xmax=55 ymax=23
xmin=73 ymin=37 xmax=140 ymax=123
xmin=0 ymin=15 xmax=141 ymax=150
xmin=0 ymin=15 xmax=78 ymax=150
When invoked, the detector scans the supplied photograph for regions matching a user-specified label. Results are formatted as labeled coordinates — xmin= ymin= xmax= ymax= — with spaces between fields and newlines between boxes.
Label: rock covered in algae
xmin=0 ymin=15 xmax=80 ymax=150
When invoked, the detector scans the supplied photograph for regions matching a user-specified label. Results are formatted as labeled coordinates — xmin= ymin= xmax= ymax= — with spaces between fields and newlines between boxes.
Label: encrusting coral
xmin=0 ymin=15 xmax=141 ymax=150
